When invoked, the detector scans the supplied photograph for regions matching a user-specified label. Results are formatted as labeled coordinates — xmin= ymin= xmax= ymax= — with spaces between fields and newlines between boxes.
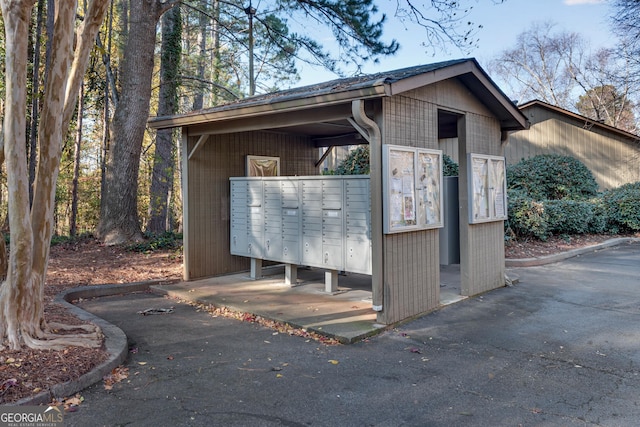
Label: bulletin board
xmin=246 ymin=155 xmax=280 ymax=177
xmin=468 ymin=153 xmax=507 ymax=224
xmin=383 ymin=145 xmax=443 ymax=234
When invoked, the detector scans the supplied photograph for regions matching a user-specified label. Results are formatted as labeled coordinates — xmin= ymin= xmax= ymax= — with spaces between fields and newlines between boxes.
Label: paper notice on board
xmin=472 ymin=157 xmax=489 ymax=219
xmin=390 ymin=192 xmax=403 ymax=223
xmin=418 ymin=152 xmax=441 ymax=225
xmin=491 ymin=159 xmax=506 ymax=218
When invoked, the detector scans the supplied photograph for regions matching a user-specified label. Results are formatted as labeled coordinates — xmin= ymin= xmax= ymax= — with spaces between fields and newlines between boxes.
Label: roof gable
xmin=518 ymin=100 xmax=639 ymax=141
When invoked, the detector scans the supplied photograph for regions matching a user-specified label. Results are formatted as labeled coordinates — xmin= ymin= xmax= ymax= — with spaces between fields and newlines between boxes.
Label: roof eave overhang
xmin=148 ymin=82 xmax=390 ymax=130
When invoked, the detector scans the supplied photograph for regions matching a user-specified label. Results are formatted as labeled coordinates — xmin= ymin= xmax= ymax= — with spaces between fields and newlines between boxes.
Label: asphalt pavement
xmin=62 ymin=241 xmax=640 ymax=426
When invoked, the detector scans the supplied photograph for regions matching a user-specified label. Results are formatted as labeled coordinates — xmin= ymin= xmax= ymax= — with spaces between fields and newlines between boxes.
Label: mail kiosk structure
xmin=230 ymin=175 xmax=371 ymax=291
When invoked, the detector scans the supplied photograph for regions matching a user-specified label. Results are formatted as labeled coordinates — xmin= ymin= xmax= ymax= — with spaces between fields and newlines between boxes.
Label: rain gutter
xmin=351 ymin=99 xmax=384 ymax=312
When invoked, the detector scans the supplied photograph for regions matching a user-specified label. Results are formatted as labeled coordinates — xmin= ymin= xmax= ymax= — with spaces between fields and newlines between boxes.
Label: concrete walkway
xmin=151 ymin=263 xmax=467 ymax=344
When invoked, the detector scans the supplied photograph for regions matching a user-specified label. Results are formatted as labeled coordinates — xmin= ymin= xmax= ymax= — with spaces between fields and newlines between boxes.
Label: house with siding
xmin=505 ymin=100 xmax=640 ymax=190
xmin=148 ymin=58 xmax=527 ymax=325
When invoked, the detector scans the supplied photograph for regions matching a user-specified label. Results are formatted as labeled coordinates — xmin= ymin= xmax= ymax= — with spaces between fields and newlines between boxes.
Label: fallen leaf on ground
xmin=103 ymin=366 xmax=129 ymax=390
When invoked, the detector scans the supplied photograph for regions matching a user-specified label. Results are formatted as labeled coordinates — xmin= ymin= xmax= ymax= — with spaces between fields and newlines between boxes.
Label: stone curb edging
xmin=11 ymin=281 xmax=168 ymax=406
xmin=505 ymin=237 xmax=640 ymax=268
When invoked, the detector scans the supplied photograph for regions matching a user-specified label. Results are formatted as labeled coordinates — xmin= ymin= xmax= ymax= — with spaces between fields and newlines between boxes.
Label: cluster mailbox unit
xmin=230 ymin=175 xmax=371 ymax=291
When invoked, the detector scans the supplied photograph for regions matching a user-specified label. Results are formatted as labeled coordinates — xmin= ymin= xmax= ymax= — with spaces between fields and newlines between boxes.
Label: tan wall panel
xmin=458 ymin=113 xmax=506 ymax=297
xmin=379 ymin=94 xmax=441 ymax=324
xmin=185 ymin=131 xmax=317 ymax=279
xmin=406 ymin=79 xmax=495 ymax=118
xmin=382 ymin=230 xmax=439 ymax=324
xmin=506 ymin=105 xmax=640 ymax=190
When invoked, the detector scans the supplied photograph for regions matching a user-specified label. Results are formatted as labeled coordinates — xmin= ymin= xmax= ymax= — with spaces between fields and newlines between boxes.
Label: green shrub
xmin=334 ymin=145 xmax=370 ymax=175
xmin=544 ymin=200 xmax=594 ymax=235
xmin=506 ymin=190 xmax=549 ymax=240
xmin=443 ymin=154 xmax=459 ymax=177
xmin=587 ymin=197 xmax=610 ymax=234
xmin=601 ymin=182 xmax=640 ymax=233
xmin=507 ymin=154 xmax=598 ymax=200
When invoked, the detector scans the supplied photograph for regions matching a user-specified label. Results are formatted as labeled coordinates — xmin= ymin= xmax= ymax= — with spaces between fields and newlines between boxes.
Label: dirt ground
xmin=0 ymin=234 xmax=632 ymax=404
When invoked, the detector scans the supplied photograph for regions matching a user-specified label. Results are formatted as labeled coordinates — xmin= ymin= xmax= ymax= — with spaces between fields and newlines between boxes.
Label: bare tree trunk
xmin=98 ymin=1 xmax=177 ymax=244
xmin=148 ymin=5 xmax=181 ymax=234
xmin=100 ymin=0 xmax=115 ymax=210
xmin=192 ymin=0 xmax=207 ymax=111
xmin=70 ymin=86 xmax=84 ymax=237
xmin=0 ymin=0 xmax=39 ymax=350
xmin=212 ymin=0 xmax=221 ymax=105
xmin=0 ymin=0 xmax=108 ymax=351
xmin=28 ymin=0 xmax=45 ymax=206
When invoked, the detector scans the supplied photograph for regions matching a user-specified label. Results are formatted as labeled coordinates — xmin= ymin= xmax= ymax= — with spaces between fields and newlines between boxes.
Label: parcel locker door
xmin=263 ymin=232 xmax=283 ymax=262
xmin=345 ymin=236 xmax=372 ymax=274
xmin=230 ymin=213 xmax=249 ymax=257
xmin=247 ymin=205 xmax=263 ymax=258
xmin=322 ymin=209 xmax=344 ymax=270
xmin=282 ymin=208 xmax=300 ymax=264
xmin=302 ymin=211 xmax=322 ymax=266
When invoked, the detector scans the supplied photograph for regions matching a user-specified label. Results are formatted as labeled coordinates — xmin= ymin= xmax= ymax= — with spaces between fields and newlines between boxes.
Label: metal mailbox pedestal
xmin=230 ymin=176 xmax=371 ymax=292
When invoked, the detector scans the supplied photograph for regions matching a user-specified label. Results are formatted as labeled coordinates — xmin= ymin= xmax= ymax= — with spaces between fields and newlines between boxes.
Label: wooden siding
xmin=378 ymin=80 xmax=507 ymax=323
xmin=185 ymin=131 xmax=317 ymax=279
xmin=380 ymin=94 xmax=439 ymax=324
xmin=458 ymin=113 xmax=505 ymax=296
xmin=506 ymin=104 xmax=640 ymax=189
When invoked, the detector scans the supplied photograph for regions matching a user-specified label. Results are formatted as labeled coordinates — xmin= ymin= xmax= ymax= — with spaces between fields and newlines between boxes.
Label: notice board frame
xmin=382 ymin=144 xmax=444 ymax=234
xmin=467 ymin=153 xmax=507 ymax=224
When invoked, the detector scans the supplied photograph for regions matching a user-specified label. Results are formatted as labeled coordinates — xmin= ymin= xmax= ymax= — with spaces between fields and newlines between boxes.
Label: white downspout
xmin=351 ymin=100 xmax=384 ymax=312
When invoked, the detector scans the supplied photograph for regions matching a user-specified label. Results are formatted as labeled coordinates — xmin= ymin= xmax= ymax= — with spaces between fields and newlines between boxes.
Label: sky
xmin=293 ymin=0 xmax=617 ymax=88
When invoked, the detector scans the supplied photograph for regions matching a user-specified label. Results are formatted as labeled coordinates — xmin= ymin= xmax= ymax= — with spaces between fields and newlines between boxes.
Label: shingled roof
xmin=149 ymin=58 xmax=527 ymax=132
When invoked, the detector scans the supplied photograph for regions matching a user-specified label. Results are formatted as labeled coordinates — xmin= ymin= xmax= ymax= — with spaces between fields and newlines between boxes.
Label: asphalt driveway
xmin=66 ymin=242 xmax=640 ymax=426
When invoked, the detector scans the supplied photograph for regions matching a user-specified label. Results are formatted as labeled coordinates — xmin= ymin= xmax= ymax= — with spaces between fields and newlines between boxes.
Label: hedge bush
xmin=506 ymin=190 xmax=549 ymax=240
xmin=544 ymin=199 xmax=594 ymax=235
xmin=334 ymin=145 xmax=370 ymax=175
xmin=443 ymin=154 xmax=459 ymax=177
xmin=507 ymin=154 xmax=598 ymax=200
xmin=601 ymin=182 xmax=640 ymax=233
